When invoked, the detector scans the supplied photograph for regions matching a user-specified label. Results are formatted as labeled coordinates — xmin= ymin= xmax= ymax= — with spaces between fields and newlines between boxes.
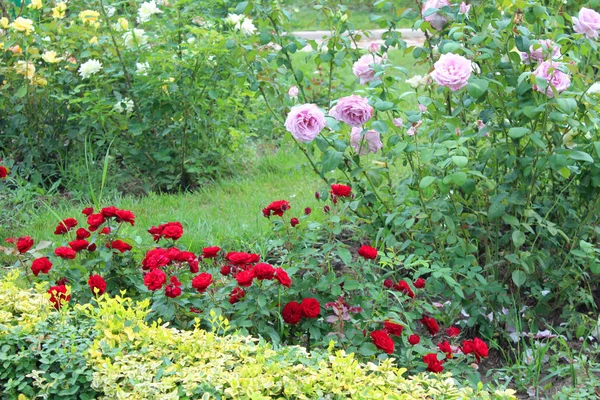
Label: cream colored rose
xmin=28 ymin=0 xmax=42 ymax=10
xmin=10 ymin=17 xmax=35 ymax=35
xmin=52 ymin=2 xmax=67 ymax=19
xmin=79 ymin=10 xmax=100 ymax=26
xmin=0 ymin=17 xmax=9 ymax=29
xmin=42 ymin=50 xmax=63 ymax=63
xmin=78 ymin=59 xmax=102 ymax=79
xmin=15 ymin=61 xmax=36 ymax=80
xmin=118 ymin=18 xmax=129 ymax=31
xmin=123 ymin=29 xmax=147 ymax=48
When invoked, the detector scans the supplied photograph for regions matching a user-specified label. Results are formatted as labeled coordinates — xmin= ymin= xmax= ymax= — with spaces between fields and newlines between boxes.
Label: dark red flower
xmin=254 ymin=263 xmax=275 ymax=280
xmin=16 ymin=236 xmax=34 ymax=253
xmin=229 ymin=287 xmax=245 ymax=304
xmin=115 ymin=209 xmax=136 ymax=225
xmin=330 ymin=184 xmax=352 ymax=198
xmin=189 ymin=307 xmax=202 ymax=313
xmin=408 ymin=334 xmax=421 ymax=345
xmin=446 ymin=326 xmax=460 ymax=337
xmin=247 ymin=253 xmax=260 ymax=263
xmin=235 ymin=269 xmax=255 ymax=287
xmin=48 ymin=285 xmax=70 ymax=309
xmin=144 ymin=268 xmax=167 ymax=291
xmin=274 ymin=268 xmax=292 ymax=288
xmin=383 ymin=279 xmax=394 ymax=289
xmin=54 ymin=246 xmax=76 ymax=259
xmin=142 ymin=248 xmax=170 ymax=270
xmin=100 ymin=206 xmax=119 ymax=218
xmin=87 ymin=213 xmax=105 ymax=231
xmin=220 ymin=265 xmax=231 ymax=276
xmin=290 ymin=217 xmax=300 ymax=227
xmin=81 ymin=207 xmax=94 ymax=216
xmin=304 ymin=207 xmax=312 ymax=215
xmin=300 ymin=298 xmax=320 ymax=318
xmin=76 ymin=228 xmax=91 ymax=240
xmin=420 ymin=315 xmax=440 ymax=336
xmin=473 ymin=337 xmax=489 ymax=362
xmin=100 ymin=227 xmax=111 ymax=235
xmin=0 ymin=166 xmax=7 ymax=178
xmin=148 ymin=222 xmax=184 ymax=241
xmin=106 ymin=240 xmax=132 ymax=253
xmin=171 ymin=250 xmax=196 ymax=263
xmin=282 ymin=301 xmax=303 ymax=324
xmin=423 ymin=353 xmax=444 ymax=373
xmin=262 ymin=200 xmax=290 ymax=218
xmin=226 ymin=251 xmax=253 ymax=265
xmin=461 ymin=339 xmax=475 ymax=355
xmin=323 ymin=205 xmax=330 ymax=213
xmin=192 ymin=273 xmax=213 ymax=293
xmin=88 ymin=274 xmax=107 ymax=295
xmin=54 ymin=218 xmax=78 ymax=235
xmin=189 ymin=259 xmax=199 ymax=273
xmin=393 ymin=280 xmax=415 ymax=298
xmin=202 ymin=246 xmax=221 ymax=258
xmin=370 ymin=330 xmax=395 ymax=354
xmin=315 ymin=191 xmax=321 ymax=200
xmin=31 ymin=257 xmax=52 ymax=276
xmin=384 ymin=320 xmax=404 ymax=336
xmin=357 ymin=245 xmax=378 ymax=260
xmin=438 ymin=340 xmax=453 ymax=359
xmin=88 ymin=243 xmax=97 ymax=252
xmin=165 ymin=276 xmax=182 ymax=298
xmin=414 ymin=277 xmax=426 ymax=289
xmin=69 ymin=239 xmax=90 ymax=252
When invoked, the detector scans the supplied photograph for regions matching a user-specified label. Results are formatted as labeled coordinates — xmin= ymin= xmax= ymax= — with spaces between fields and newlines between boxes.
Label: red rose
xmin=357 ymin=245 xmax=377 ymax=260
xmin=189 ymin=259 xmax=199 ymax=273
xmin=323 ymin=205 xmax=330 ymax=213
xmin=254 ymin=263 xmax=275 ymax=280
xmin=300 ymin=298 xmax=320 ymax=318
xmin=17 ymin=236 xmax=34 ymax=253
xmin=235 ymin=269 xmax=255 ymax=287
xmin=229 ymin=287 xmax=245 ymax=304
xmin=330 ymin=184 xmax=352 ymax=198
xmin=148 ymin=225 xmax=162 ymax=241
xmin=100 ymin=206 xmax=119 ymax=218
xmin=473 ymin=337 xmax=489 ymax=362
xmin=248 ymin=253 xmax=260 ymax=263
xmin=88 ymin=244 xmax=97 ymax=252
xmin=446 ymin=326 xmax=460 ymax=337
xmin=437 ymin=340 xmax=453 ymax=359
xmin=282 ymin=301 xmax=303 ymax=324
xmin=393 ymin=280 xmax=415 ymax=298
xmin=54 ymin=218 xmax=78 ymax=235
xmin=370 ymin=330 xmax=395 ymax=354
xmin=414 ymin=277 xmax=426 ymax=289
xmin=315 ymin=191 xmax=321 ymax=200
xmin=423 ymin=353 xmax=444 ymax=373
xmin=226 ymin=251 xmax=250 ymax=265
xmin=304 ymin=207 xmax=312 ymax=215
xmin=165 ymin=276 xmax=182 ymax=298
xmin=384 ymin=320 xmax=404 ymax=336
xmin=202 ymin=246 xmax=221 ymax=258
xmin=262 ymin=200 xmax=290 ymax=218
xmin=383 ymin=279 xmax=394 ymax=289
xmin=408 ymin=334 xmax=421 ymax=345
xmin=171 ymin=250 xmax=195 ymax=263
xmin=220 ymin=265 xmax=231 ymax=276
xmin=419 ymin=315 xmax=439 ymax=336
xmin=142 ymin=248 xmax=170 ymax=270
xmin=48 ymin=285 xmax=70 ymax=309
xmin=461 ymin=339 xmax=475 ymax=355
xmin=161 ymin=222 xmax=184 ymax=240
xmin=143 ymin=268 xmax=167 ymax=291
xmin=274 ymin=268 xmax=292 ymax=288
xmin=81 ymin=207 xmax=94 ymax=216
xmin=115 ymin=209 xmax=136 ymax=225
xmin=192 ymin=273 xmax=213 ymax=293
xmin=0 ymin=166 xmax=7 ymax=178
xmin=106 ymin=240 xmax=132 ymax=253
xmin=88 ymin=274 xmax=107 ymax=295
xmin=87 ymin=213 xmax=105 ymax=231
xmin=31 ymin=257 xmax=52 ymax=276
xmin=290 ymin=217 xmax=300 ymax=227
xmin=69 ymin=239 xmax=90 ymax=252
xmin=54 ymin=246 xmax=76 ymax=259
xmin=76 ymin=228 xmax=91 ymax=240
xmin=100 ymin=227 xmax=111 ymax=235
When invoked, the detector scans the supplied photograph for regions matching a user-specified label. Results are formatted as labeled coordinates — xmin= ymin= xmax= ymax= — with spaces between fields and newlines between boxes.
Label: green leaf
xmin=508 ymin=127 xmax=530 ymax=139
xmin=16 ymin=86 xmax=27 ymax=98
xmin=358 ymin=342 xmax=378 ymax=356
xmin=234 ymin=1 xmax=249 ymax=14
xmin=512 ymin=270 xmax=527 ymax=287
xmin=337 ymin=247 xmax=352 ymax=265
xmin=502 ymin=214 xmax=520 ymax=226
xmin=556 ymin=98 xmax=577 ymax=115
xmin=344 ymin=279 xmax=360 ymax=291
xmin=442 ymin=172 xmax=467 ymax=186
xmin=257 ymin=294 xmax=266 ymax=309
xmin=466 ymin=79 xmax=489 ymax=98
xmin=451 ymin=155 xmax=468 ymax=168
xmin=515 ymin=36 xmax=530 ymax=52
xmin=321 ymin=150 xmax=343 ymax=173
xmin=373 ymin=100 xmax=394 ymax=111
xmin=372 ymin=120 xmax=388 ymax=134
xmin=512 ymin=230 xmax=526 ymax=248
xmin=567 ymin=150 xmax=594 ymax=163
xmin=488 ymin=202 xmax=506 ymax=220
xmin=419 ymin=176 xmax=436 ymax=189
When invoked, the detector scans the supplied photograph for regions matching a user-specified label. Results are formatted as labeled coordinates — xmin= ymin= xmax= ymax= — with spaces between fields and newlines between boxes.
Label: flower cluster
xmin=282 ymin=298 xmax=321 ymax=324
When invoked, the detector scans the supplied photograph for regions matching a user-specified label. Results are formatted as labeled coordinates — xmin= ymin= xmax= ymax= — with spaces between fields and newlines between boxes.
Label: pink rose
xmin=350 ymin=127 xmax=383 ymax=155
xmin=573 ymin=7 xmax=600 ymax=39
xmin=459 ymin=2 xmax=471 ymax=15
xmin=520 ymin=40 xmax=561 ymax=64
xmin=288 ymin=85 xmax=299 ymax=98
xmin=329 ymin=95 xmax=373 ymax=127
xmin=284 ymin=103 xmax=326 ymax=143
xmin=532 ymin=61 xmax=571 ymax=98
xmin=393 ymin=118 xmax=403 ymax=127
xmin=422 ymin=0 xmax=450 ymax=31
xmin=418 ymin=104 xmax=427 ymax=113
xmin=369 ymin=42 xmax=381 ymax=53
xmin=431 ymin=53 xmax=472 ymax=91
xmin=352 ymin=54 xmax=384 ymax=84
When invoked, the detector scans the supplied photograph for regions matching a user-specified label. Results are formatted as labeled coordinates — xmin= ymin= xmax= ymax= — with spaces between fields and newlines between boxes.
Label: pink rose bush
xmin=532 ymin=61 xmax=571 ymax=98
xmin=520 ymin=40 xmax=561 ymax=64
xmin=284 ymin=104 xmax=326 ymax=143
xmin=431 ymin=53 xmax=472 ymax=91
xmin=422 ymin=0 xmax=450 ymax=31
xmin=329 ymin=95 xmax=373 ymax=127
xmin=573 ymin=7 xmax=600 ymax=39
xmin=352 ymin=54 xmax=384 ymax=85
xmin=350 ymin=127 xmax=383 ymax=155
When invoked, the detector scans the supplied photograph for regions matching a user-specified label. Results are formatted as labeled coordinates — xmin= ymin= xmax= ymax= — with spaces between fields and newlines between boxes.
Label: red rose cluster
xmin=148 ymin=221 xmax=184 ymax=242
xmin=282 ymin=298 xmax=320 ymax=324
xmin=262 ymin=200 xmax=290 ymax=218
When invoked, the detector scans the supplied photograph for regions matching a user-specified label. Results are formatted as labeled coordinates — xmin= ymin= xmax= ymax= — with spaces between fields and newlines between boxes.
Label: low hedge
xmin=0 ymin=272 xmax=516 ymax=399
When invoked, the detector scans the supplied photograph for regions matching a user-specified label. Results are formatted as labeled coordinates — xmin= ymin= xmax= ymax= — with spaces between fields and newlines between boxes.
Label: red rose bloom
xmin=54 ymin=246 xmax=77 ymax=259
xmin=88 ymin=274 xmax=107 ymax=295
xmin=357 ymin=245 xmax=378 ymax=260
xmin=315 ymin=191 xmax=321 ymax=200
xmin=383 ymin=279 xmax=394 ymax=289
xmin=87 ymin=213 xmax=105 ymax=231
xmin=423 ymin=353 xmax=444 ymax=373
xmin=54 ymin=218 xmax=78 ymax=235
xmin=473 ymin=337 xmax=489 ymax=362
xmin=0 ymin=166 xmax=7 ymax=178
xmin=88 ymin=244 xmax=97 ymax=252
xmin=304 ymin=207 xmax=312 ymax=215
xmin=161 ymin=222 xmax=184 ymax=240
xmin=282 ymin=301 xmax=303 ymax=324
xmin=323 ymin=205 xmax=330 ymax=213
xmin=192 ymin=273 xmax=213 ymax=293
xmin=419 ymin=315 xmax=440 ymax=336
xmin=142 ymin=248 xmax=170 ymax=270
xmin=189 ymin=259 xmax=199 ymax=273
xmin=393 ymin=280 xmax=415 ymax=298
xmin=229 ymin=287 xmax=245 ymax=304
xmin=171 ymin=250 xmax=195 ymax=263
xmin=202 ymin=246 xmax=221 ymax=258
xmin=143 ymin=268 xmax=167 ymax=291
xmin=100 ymin=206 xmax=119 ymax=218
xmin=81 ymin=207 xmax=94 ymax=216
xmin=220 ymin=265 xmax=231 ymax=276
xmin=384 ymin=320 xmax=404 ymax=336
xmin=437 ymin=340 xmax=453 ymax=359
xmin=226 ymin=251 xmax=253 ymax=265
xmin=106 ymin=240 xmax=132 ymax=253
xmin=76 ymin=228 xmax=91 ymax=240
xmin=100 ymin=227 xmax=111 ymax=235
xmin=290 ymin=217 xmax=300 ymax=227
xmin=274 ymin=268 xmax=292 ymax=288
xmin=69 ymin=239 xmax=90 ymax=252
xmin=235 ymin=269 xmax=255 ymax=287
xmin=300 ymin=298 xmax=320 ymax=318
xmin=446 ymin=326 xmax=460 ymax=337
xmin=408 ymin=334 xmax=421 ymax=345
xmin=247 ymin=253 xmax=260 ymax=263
xmin=115 ymin=209 xmax=136 ymax=225
xmin=48 ymin=285 xmax=70 ymax=309
xmin=461 ymin=339 xmax=475 ymax=355
xmin=330 ymin=184 xmax=352 ymax=198
xmin=414 ymin=277 xmax=426 ymax=289
xmin=165 ymin=276 xmax=182 ymax=298
xmin=370 ymin=330 xmax=395 ymax=354
xmin=16 ymin=236 xmax=34 ymax=253
xmin=31 ymin=257 xmax=52 ymax=276
xmin=254 ymin=263 xmax=275 ymax=280
xmin=262 ymin=200 xmax=290 ymax=218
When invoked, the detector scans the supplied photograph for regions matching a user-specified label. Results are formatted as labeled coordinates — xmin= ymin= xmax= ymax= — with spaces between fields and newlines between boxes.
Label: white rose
xmin=406 ymin=75 xmax=424 ymax=89
xmin=114 ymin=98 xmax=134 ymax=113
xmin=239 ymin=18 xmax=256 ymax=35
xmin=78 ymin=59 xmax=102 ymax=79
xmin=123 ymin=29 xmax=148 ymax=48
xmin=136 ymin=62 xmax=150 ymax=75
xmin=138 ymin=0 xmax=163 ymax=23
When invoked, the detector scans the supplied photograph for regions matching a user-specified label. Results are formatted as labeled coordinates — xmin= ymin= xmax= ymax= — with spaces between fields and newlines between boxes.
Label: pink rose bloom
xmin=431 ymin=53 xmax=472 ymax=91
xmin=407 ymin=120 xmax=422 ymax=136
xmin=418 ymin=104 xmax=427 ymax=113
xmin=288 ymin=85 xmax=299 ymax=98
xmin=393 ymin=118 xmax=403 ymax=127
xmin=422 ymin=0 xmax=450 ymax=31
xmin=329 ymin=95 xmax=373 ymax=127
xmin=284 ymin=103 xmax=326 ymax=143
xmin=350 ymin=127 xmax=383 ymax=155
xmin=352 ymin=54 xmax=384 ymax=84
xmin=573 ymin=7 xmax=600 ymax=39
xmin=369 ymin=42 xmax=381 ymax=53
xmin=520 ymin=40 xmax=561 ymax=64
xmin=459 ymin=2 xmax=471 ymax=15
xmin=532 ymin=61 xmax=571 ymax=98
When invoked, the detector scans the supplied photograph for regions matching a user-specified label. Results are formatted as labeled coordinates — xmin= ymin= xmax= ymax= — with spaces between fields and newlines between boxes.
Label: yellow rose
xmin=89 ymin=36 xmax=98 ymax=44
xmin=27 ymin=0 xmax=42 ymax=10
xmin=15 ymin=61 xmax=36 ymax=80
xmin=32 ymin=75 xmax=48 ymax=87
xmin=42 ymin=50 xmax=63 ymax=63
xmin=52 ymin=2 xmax=67 ymax=19
xmin=10 ymin=17 xmax=35 ymax=35
xmin=118 ymin=18 xmax=129 ymax=31
xmin=0 ymin=17 xmax=9 ymax=29
xmin=79 ymin=10 xmax=100 ymax=26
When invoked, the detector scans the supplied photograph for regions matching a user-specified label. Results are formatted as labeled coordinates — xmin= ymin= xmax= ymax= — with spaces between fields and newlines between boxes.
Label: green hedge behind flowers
xmin=0 ymin=272 xmax=517 ymax=400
